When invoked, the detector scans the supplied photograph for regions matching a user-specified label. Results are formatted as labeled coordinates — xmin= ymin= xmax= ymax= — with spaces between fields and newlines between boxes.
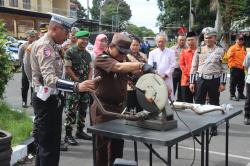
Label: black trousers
xmin=230 ymin=67 xmax=245 ymax=96
xmin=244 ymin=83 xmax=250 ymax=117
xmin=32 ymin=93 xmax=63 ymax=166
xmin=181 ymin=86 xmax=194 ymax=103
xmin=195 ymin=77 xmax=220 ymax=106
xmin=22 ymin=65 xmax=33 ymax=103
xmin=126 ymin=90 xmax=143 ymax=112
xmin=173 ymin=68 xmax=183 ymax=101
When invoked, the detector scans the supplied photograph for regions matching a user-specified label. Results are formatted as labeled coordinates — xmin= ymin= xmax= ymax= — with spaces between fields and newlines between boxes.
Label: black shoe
xmin=230 ymin=96 xmax=239 ymax=101
xmin=244 ymin=116 xmax=250 ymax=125
xmin=22 ymin=102 xmax=28 ymax=108
xmin=60 ymin=141 xmax=68 ymax=151
xmin=75 ymin=131 xmax=92 ymax=140
xmin=211 ymin=126 xmax=218 ymax=136
xmin=238 ymin=94 xmax=247 ymax=99
xmin=64 ymin=135 xmax=78 ymax=145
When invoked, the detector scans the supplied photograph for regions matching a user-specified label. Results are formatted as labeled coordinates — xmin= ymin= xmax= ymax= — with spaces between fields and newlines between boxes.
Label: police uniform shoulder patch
xmin=44 ymin=47 xmax=51 ymax=57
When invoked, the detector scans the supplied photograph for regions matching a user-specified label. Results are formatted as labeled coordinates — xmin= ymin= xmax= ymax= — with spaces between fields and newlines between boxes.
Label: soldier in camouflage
xmin=64 ymin=31 xmax=93 ymax=145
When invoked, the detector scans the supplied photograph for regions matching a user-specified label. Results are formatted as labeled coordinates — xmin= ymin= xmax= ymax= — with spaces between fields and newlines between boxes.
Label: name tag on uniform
xmin=37 ymin=86 xmax=51 ymax=101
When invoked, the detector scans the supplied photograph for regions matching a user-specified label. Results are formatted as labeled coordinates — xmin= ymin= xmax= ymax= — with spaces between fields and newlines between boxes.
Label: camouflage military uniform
xmin=64 ymin=45 xmax=92 ymax=130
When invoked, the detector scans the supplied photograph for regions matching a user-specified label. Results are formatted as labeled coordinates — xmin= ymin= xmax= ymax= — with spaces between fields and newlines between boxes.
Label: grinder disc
xmin=136 ymin=73 xmax=168 ymax=113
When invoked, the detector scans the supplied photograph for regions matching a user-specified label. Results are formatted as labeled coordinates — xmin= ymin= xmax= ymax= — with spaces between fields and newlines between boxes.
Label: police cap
xmin=202 ymin=27 xmax=217 ymax=36
xmin=48 ymin=12 xmax=76 ymax=32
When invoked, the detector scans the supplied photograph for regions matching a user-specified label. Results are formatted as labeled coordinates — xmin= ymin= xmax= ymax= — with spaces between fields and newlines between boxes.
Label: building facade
xmin=0 ymin=0 xmax=70 ymax=38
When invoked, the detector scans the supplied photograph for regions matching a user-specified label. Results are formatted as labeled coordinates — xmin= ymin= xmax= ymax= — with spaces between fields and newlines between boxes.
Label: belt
xmin=198 ymin=74 xmax=221 ymax=80
xmin=34 ymin=86 xmax=59 ymax=95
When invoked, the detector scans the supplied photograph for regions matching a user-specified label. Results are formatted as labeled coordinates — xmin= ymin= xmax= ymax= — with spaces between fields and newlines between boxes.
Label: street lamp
xmin=189 ymin=0 xmax=192 ymax=31
xmin=99 ymin=0 xmax=104 ymax=32
xmin=116 ymin=0 xmax=122 ymax=32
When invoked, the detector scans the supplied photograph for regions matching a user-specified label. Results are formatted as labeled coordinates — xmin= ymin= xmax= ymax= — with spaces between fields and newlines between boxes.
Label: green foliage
xmin=71 ymin=0 xmax=87 ymax=19
xmin=99 ymin=0 xmax=132 ymax=26
xmin=157 ymin=0 xmax=248 ymax=34
xmin=0 ymin=20 xmax=14 ymax=99
xmin=0 ymin=101 xmax=33 ymax=146
xmin=157 ymin=0 xmax=216 ymax=33
xmin=90 ymin=0 xmax=101 ymax=20
xmin=127 ymin=24 xmax=155 ymax=38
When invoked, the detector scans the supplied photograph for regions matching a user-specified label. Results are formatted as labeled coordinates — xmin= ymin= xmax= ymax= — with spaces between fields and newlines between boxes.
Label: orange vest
xmin=227 ymin=43 xmax=246 ymax=69
xmin=179 ymin=48 xmax=196 ymax=86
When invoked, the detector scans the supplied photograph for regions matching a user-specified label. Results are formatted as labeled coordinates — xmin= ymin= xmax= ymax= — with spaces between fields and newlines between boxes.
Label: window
xmin=9 ymin=0 xmax=18 ymax=7
xmin=23 ymin=0 xmax=30 ymax=9
xmin=0 ymin=0 xmax=4 ymax=6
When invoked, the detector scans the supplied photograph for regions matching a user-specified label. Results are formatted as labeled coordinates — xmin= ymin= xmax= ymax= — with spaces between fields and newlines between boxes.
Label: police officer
xmin=91 ymin=33 xmax=153 ymax=166
xmin=30 ymin=13 xmax=95 ymax=166
xmin=189 ymin=27 xmax=227 ymax=135
xmin=64 ymin=31 xmax=92 ymax=145
xmin=19 ymin=30 xmax=38 ymax=107
xmin=243 ymin=53 xmax=250 ymax=125
xmin=227 ymin=34 xmax=247 ymax=101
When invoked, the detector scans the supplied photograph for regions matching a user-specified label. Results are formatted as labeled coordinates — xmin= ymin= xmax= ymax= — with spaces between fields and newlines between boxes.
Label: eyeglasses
xmin=238 ymin=38 xmax=244 ymax=41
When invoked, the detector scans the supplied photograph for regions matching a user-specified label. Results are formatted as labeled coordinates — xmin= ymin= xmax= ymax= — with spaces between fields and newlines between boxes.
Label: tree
xmin=157 ymin=0 xmax=216 ymax=33
xmin=71 ymin=0 xmax=87 ymax=19
xmin=100 ymin=0 xmax=132 ymax=26
xmin=90 ymin=0 xmax=102 ymax=20
xmin=0 ymin=20 xmax=14 ymax=98
xmin=127 ymin=24 xmax=155 ymax=38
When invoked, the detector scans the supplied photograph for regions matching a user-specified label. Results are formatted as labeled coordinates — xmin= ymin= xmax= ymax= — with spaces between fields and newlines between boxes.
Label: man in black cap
xmin=90 ymin=33 xmax=153 ymax=166
xmin=30 ymin=13 xmax=95 ymax=166
xmin=179 ymin=32 xmax=197 ymax=103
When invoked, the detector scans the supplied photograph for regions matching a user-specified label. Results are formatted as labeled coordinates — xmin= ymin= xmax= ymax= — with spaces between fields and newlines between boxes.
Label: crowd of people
xmin=17 ymin=12 xmax=250 ymax=166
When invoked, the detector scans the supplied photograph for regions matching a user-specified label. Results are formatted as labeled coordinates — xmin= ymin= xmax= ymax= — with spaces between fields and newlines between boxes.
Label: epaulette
xmin=100 ymin=54 xmax=109 ymax=59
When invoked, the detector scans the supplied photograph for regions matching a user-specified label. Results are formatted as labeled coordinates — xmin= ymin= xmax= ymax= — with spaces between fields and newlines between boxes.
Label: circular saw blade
xmin=136 ymin=73 xmax=168 ymax=113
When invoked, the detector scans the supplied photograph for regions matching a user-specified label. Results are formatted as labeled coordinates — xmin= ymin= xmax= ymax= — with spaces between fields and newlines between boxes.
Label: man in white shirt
xmin=148 ymin=33 xmax=176 ymax=100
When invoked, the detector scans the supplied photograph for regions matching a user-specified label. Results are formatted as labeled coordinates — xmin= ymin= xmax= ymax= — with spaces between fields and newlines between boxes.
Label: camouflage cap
xmin=202 ymin=27 xmax=217 ymax=36
xmin=25 ymin=30 xmax=38 ymax=37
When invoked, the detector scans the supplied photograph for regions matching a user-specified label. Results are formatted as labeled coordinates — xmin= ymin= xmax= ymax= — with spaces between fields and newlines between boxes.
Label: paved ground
xmin=5 ymin=73 xmax=250 ymax=166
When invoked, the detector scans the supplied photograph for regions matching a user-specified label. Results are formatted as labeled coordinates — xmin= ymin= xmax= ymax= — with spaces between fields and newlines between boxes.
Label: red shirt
xmin=179 ymin=48 xmax=196 ymax=86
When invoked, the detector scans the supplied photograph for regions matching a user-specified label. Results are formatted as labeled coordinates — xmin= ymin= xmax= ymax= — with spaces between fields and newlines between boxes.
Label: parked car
xmin=4 ymin=36 xmax=27 ymax=69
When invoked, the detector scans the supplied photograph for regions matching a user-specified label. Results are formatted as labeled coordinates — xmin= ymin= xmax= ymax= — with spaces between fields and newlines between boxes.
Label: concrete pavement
xmin=5 ymin=73 xmax=250 ymax=166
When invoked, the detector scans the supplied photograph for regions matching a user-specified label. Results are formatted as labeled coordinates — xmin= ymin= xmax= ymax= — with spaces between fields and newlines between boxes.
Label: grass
xmin=0 ymin=101 xmax=33 ymax=146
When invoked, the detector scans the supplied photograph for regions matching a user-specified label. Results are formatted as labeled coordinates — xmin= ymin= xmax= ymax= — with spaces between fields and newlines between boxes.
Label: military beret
xmin=75 ymin=31 xmax=90 ymax=38
xmin=25 ymin=30 xmax=38 ymax=37
xmin=111 ymin=33 xmax=132 ymax=54
xmin=202 ymin=27 xmax=217 ymax=36
xmin=48 ymin=12 xmax=76 ymax=32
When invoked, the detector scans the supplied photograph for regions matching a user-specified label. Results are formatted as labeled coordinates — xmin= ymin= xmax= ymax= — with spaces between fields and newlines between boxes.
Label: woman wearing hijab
xmin=92 ymin=34 xmax=108 ymax=59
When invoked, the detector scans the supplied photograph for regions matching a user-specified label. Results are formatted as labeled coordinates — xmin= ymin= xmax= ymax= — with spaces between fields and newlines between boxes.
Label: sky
xmin=79 ymin=0 xmax=160 ymax=33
